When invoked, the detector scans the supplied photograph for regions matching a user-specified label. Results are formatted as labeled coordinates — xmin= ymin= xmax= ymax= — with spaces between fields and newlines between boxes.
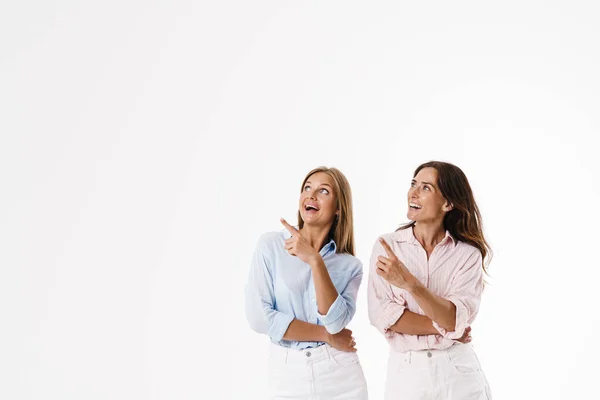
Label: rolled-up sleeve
xmin=316 ymin=264 xmax=362 ymax=334
xmin=432 ymin=249 xmax=483 ymax=339
xmin=367 ymin=238 xmax=407 ymax=337
xmin=244 ymin=235 xmax=294 ymax=342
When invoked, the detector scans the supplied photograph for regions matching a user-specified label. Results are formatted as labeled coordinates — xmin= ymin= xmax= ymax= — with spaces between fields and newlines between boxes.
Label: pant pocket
xmin=445 ymin=346 xmax=489 ymax=399
xmin=330 ymin=349 xmax=360 ymax=367
xmin=447 ymin=345 xmax=482 ymax=375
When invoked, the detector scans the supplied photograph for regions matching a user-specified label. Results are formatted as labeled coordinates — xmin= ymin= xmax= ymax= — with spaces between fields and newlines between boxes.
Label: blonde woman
xmin=369 ymin=161 xmax=491 ymax=399
xmin=245 ymin=166 xmax=368 ymax=399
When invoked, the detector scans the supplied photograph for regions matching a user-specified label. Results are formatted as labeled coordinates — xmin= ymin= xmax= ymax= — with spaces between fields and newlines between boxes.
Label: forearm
xmin=309 ymin=256 xmax=339 ymax=315
xmin=282 ymin=318 xmax=329 ymax=342
xmin=408 ymin=282 xmax=456 ymax=331
xmin=389 ymin=310 xmax=439 ymax=335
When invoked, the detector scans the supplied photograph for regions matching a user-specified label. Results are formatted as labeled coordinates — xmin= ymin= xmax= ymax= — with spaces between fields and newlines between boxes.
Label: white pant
xmin=268 ymin=343 xmax=368 ymax=400
xmin=385 ymin=343 xmax=491 ymax=400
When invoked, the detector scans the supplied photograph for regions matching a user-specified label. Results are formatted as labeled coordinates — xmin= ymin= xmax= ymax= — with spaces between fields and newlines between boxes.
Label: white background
xmin=2 ymin=1 xmax=599 ymax=399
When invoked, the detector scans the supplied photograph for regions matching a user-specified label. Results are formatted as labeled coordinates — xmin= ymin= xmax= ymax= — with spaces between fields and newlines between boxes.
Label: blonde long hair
xmin=297 ymin=167 xmax=355 ymax=255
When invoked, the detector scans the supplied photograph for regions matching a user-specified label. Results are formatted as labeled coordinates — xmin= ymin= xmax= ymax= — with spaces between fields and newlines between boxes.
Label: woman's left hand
xmin=376 ymin=238 xmax=419 ymax=291
xmin=281 ymin=218 xmax=320 ymax=264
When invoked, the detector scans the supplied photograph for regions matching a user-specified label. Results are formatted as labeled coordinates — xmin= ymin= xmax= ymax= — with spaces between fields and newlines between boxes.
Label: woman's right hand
xmin=325 ymin=328 xmax=357 ymax=352
xmin=456 ymin=326 xmax=472 ymax=344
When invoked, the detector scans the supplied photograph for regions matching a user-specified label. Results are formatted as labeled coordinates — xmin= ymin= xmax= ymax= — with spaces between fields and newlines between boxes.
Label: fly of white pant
xmin=268 ymin=343 xmax=368 ymax=400
xmin=385 ymin=342 xmax=491 ymax=400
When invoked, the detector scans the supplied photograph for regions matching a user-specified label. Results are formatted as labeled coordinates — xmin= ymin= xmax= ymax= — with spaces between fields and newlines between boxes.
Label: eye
xmin=319 ymin=188 xmax=329 ymax=194
xmin=423 ymin=185 xmax=430 ymax=191
xmin=304 ymin=185 xmax=311 ymax=191
xmin=410 ymin=181 xmax=416 ymax=188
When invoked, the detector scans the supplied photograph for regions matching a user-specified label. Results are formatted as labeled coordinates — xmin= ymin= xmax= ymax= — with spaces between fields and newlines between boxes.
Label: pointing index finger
xmin=280 ymin=218 xmax=299 ymax=237
xmin=378 ymin=237 xmax=396 ymax=258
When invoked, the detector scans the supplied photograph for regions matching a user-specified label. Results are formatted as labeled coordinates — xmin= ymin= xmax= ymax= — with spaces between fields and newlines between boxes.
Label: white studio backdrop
xmin=1 ymin=1 xmax=599 ymax=399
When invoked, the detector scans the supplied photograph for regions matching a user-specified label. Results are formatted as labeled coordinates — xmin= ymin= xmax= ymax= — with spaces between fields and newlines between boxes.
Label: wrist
xmin=307 ymin=253 xmax=323 ymax=267
xmin=320 ymin=326 xmax=331 ymax=343
xmin=405 ymin=278 xmax=424 ymax=294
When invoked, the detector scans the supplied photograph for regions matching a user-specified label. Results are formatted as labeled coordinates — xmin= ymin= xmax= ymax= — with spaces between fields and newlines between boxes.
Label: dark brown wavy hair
xmin=398 ymin=161 xmax=492 ymax=274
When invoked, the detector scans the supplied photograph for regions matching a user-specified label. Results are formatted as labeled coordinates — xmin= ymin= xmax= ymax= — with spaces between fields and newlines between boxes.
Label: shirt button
xmin=427 ymin=351 xmax=432 ymax=358
xmin=305 ymin=351 xmax=312 ymax=357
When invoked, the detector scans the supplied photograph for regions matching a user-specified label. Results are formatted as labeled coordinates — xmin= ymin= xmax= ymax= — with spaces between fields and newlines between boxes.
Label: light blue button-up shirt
xmin=245 ymin=229 xmax=363 ymax=350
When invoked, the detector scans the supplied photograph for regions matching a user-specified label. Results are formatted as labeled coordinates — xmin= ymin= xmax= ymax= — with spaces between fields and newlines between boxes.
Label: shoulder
xmin=335 ymin=252 xmax=363 ymax=269
xmin=329 ymin=251 xmax=363 ymax=278
xmin=258 ymin=230 xmax=285 ymax=243
xmin=377 ymin=231 xmax=399 ymax=243
xmin=453 ymin=240 xmax=483 ymax=270
xmin=370 ymin=231 xmax=401 ymax=252
xmin=255 ymin=230 xmax=286 ymax=252
xmin=454 ymin=240 xmax=482 ymax=259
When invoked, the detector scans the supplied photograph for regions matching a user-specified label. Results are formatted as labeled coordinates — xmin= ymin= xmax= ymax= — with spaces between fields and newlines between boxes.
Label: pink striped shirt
xmin=367 ymin=226 xmax=484 ymax=352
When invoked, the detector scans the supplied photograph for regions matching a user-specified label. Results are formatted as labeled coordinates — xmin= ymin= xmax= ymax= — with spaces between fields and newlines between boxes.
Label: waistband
xmin=389 ymin=342 xmax=474 ymax=365
xmin=269 ymin=342 xmax=341 ymax=364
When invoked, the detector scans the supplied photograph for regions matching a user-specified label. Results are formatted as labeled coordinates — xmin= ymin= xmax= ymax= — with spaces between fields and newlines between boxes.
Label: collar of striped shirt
xmin=393 ymin=225 xmax=456 ymax=247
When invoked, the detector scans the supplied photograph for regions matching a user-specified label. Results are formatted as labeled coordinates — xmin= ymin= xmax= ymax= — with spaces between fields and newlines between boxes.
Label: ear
xmin=443 ymin=202 xmax=454 ymax=212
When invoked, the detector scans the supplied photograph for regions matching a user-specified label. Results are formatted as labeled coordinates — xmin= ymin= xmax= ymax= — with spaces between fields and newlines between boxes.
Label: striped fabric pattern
xmin=368 ymin=226 xmax=484 ymax=352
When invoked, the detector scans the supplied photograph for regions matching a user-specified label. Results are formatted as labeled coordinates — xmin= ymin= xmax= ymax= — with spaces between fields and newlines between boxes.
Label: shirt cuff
xmin=267 ymin=311 xmax=295 ymax=342
xmin=432 ymin=298 xmax=468 ymax=339
xmin=375 ymin=302 xmax=406 ymax=338
xmin=317 ymin=294 xmax=348 ymax=334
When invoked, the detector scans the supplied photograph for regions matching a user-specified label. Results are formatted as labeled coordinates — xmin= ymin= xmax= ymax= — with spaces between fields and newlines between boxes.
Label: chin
xmin=301 ymin=215 xmax=317 ymax=225
xmin=303 ymin=218 xmax=320 ymax=226
xmin=304 ymin=217 xmax=333 ymax=228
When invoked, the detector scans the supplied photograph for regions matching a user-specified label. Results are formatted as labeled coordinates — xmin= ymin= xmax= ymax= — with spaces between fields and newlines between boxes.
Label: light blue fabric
xmin=245 ymin=229 xmax=363 ymax=350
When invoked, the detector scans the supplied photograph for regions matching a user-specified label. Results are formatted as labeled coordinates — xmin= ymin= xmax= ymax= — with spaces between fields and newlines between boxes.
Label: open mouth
xmin=304 ymin=204 xmax=319 ymax=213
xmin=409 ymin=202 xmax=422 ymax=210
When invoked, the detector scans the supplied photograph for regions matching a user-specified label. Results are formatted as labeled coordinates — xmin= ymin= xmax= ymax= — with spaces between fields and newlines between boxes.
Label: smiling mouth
xmin=409 ymin=203 xmax=422 ymax=210
xmin=305 ymin=204 xmax=319 ymax=212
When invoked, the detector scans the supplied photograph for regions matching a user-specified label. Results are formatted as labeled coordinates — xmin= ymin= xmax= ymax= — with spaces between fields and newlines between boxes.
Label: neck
xmin=412 ymin=221 xmax=446 ymax=248
xmin=299 ymin=223 xmax=332 ymax=251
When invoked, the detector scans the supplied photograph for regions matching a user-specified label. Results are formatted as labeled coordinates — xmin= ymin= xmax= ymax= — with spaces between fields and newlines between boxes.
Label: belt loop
xmin=324 ymin=344 xmax=333 ymax=363
xmin=324 ymin=344 xmax=339 ymax=366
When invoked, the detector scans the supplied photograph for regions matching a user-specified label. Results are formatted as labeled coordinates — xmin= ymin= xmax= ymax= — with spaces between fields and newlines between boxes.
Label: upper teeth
xmin=409 ymin=203 xmax=422 ymax=209
xmin=306 ymin=205 xmax=318 ymax=210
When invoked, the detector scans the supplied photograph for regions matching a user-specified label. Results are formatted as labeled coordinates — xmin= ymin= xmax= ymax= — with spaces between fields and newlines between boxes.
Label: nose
xmin=408 ymin=187 xmax=418 ymax=199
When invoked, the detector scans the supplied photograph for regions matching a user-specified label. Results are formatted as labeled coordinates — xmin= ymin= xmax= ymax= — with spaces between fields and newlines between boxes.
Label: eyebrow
xmin=305 ymin=181 xmax=333 ymax=188
xmin=412 ymin=179 xmax=436 ymax=187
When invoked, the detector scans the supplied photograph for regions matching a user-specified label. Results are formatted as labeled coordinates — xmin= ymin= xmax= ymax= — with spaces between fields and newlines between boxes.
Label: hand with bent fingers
xmin=376 ymin=238 xmax=418 ymax=290
xmin=457 ymin=326 xmax=472 ymax=344
xmin=326 ymin=328 xmax=357 ymax=352
xmin=280 ymin=218 xmax=321 ymax=264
